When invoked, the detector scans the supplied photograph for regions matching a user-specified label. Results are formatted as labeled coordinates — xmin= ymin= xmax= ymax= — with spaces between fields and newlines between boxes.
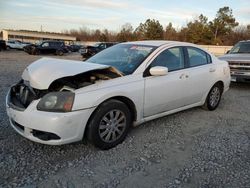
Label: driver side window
xmin=150 ymin=47 xmax=184 ymax=72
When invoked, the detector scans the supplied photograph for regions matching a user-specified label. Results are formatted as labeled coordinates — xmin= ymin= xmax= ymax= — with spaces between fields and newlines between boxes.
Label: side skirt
xmin=133 ymin=102 xmax=202 ymax=126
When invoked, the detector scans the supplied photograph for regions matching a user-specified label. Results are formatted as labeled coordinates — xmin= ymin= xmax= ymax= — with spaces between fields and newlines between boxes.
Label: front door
xmin=143 ymin=47 xmax=189 ymax=117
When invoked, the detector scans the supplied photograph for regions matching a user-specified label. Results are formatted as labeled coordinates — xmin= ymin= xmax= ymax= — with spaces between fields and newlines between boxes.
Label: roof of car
xmin=42 ymin=40 xmax=64 ymax=43
xmin=124 ymin=40 xmax=194 ymax=47
xmin=239 ymin=40 xmax=250 ymax=43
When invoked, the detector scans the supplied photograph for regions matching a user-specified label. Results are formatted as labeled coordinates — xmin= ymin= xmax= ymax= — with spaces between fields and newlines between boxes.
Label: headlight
xmin=37 ymin=92 xmax=75 ymax=112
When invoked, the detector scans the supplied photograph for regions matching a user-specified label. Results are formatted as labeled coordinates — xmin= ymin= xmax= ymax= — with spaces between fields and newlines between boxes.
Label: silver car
xmin=219 ymin=40 xmax=250 ymax=82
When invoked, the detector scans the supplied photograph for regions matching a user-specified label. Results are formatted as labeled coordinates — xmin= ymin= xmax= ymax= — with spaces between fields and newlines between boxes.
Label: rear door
xmin=183 ymin=47 xmax=216 ymax=104
xmin=40 ymin=42 xmax=50 ymax=54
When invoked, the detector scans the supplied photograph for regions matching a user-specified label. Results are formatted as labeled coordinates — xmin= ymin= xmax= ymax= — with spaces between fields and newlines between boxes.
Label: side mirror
xmin=149 ymin=66 xmax=168 ymax=76
xmin=226 ymin=50 xmax=230 ymax=54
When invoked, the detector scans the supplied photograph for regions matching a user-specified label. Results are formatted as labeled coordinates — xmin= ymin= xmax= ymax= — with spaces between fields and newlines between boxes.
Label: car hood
xmin=22 ymin=57 xmax=122 ymax=90
xmin=219 ymin=53 xmax=250 ymax=62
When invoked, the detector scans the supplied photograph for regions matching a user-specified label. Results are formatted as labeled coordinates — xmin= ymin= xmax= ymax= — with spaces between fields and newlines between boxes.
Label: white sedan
xmin=6 ymin=41 xmax=231 ymax=149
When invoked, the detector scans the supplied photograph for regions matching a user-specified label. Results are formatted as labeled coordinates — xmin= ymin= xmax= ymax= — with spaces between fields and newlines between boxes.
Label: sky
xmin=0 ymin=0 xmax=249 ymax=33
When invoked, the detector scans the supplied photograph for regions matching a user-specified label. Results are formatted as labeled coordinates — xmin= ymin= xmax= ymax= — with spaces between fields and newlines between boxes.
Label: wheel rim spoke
xmin=117 ymin=123 xmax=126 ymax=128
xmin=105 ymin=131 xmax=112 ymax=141
xmin=100 ymin=129 xmax=109 ymax=138
xmin=114 ymin=110 xmax=120 ymax=120
xmin=210 ymin=87 xmax=220 ymax=107
xmin=117 ymin=116 xmax=125 ymax=124
xmin=114 ymin=127 xmax=122 ymax=134
xmin=109 ymin=111 xmax=114 ymax=119
xmin=111 ymin=132 xmax=116 ymax=141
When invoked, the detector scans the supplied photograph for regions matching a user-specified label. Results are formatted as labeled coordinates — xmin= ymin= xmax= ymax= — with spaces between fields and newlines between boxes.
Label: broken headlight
xmin=37 ymin=92 xmax=75 ymax=112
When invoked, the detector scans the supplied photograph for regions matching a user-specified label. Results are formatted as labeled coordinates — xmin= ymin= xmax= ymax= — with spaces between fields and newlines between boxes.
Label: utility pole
xmin=40 ymin=25 xmax=43 ymax=32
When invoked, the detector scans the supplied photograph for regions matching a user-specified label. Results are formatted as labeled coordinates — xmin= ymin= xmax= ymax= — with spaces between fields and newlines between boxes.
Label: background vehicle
xmin=6 ymin=40 xmax=28 ymax=50
xmin=24 ymin=40 xmax=68 ymax=55
xmin=0 ymin=40 xmax=7 ymax=51
xmin=80 ymin=42 xmax=118 ymax=58
xmin=219 ymin=40 xmax=250 ymax=82
xmin=68 ymin=44 xmax=83 ymax=52
xmin=6 ymin=41 xmax=230 ymax=150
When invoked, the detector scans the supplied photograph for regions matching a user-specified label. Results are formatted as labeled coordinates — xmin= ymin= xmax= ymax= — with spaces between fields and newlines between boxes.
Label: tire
xmin=56 ymin=50 xmax=64 ymax=56
xmin=87 ymin=99 xmax=131 ymax=150
xmin=31 ymin=48 xmax=39 ymax=55
xmin=203 ymin=83 xmax=223 ymax=111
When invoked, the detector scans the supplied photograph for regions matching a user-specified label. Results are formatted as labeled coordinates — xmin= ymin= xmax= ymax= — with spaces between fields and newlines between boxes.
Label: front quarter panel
xmin=72 ymin=74 xmax=144 ymax=122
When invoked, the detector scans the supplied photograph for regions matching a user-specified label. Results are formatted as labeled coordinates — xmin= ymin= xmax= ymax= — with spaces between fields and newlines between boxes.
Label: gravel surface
xmin=0 ymin=51 xmax=249 ymax=188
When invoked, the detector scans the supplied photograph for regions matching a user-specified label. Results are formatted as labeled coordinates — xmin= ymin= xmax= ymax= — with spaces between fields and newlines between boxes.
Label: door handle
xmin=179 ymin=73 xmax=189 ymax=79
xmin=209 ymin=68 xmax=216 ymax=72
xmin=179 ymin=73 xmax=185 ymax=79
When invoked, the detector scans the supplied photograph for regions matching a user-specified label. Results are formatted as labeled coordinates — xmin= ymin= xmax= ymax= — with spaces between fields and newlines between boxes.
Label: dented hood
xmin=22 ymin=57 xmax=120 ymax=90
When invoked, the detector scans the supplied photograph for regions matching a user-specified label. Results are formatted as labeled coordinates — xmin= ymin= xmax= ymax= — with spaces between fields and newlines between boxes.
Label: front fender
xmin=72 ymin=79 xmax=144 ymax=121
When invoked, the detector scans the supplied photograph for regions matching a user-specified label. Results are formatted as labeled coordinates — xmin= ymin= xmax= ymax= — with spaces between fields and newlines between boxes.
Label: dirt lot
xmin=0 ymin=50 xmax=249 ymax=188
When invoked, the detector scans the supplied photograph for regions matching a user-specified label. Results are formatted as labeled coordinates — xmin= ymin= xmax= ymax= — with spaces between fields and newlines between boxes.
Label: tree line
xmin=63 ymin=7 xmax=250 ymax=45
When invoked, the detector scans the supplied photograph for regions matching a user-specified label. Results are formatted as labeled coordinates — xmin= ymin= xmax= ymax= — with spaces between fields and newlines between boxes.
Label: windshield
xmin=35 ymin=41 xmax=43 ymax=45
xmin=230 ymin=42 xmax=250 ymax=54
xmin=87 ymin=44 xmax=156 ymax=75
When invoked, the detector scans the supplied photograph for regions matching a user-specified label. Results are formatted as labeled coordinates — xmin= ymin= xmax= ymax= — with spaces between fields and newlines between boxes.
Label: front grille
xmin=228 ymin=61 xmax=250 ymax=66
xmin=9 ymin=81 xmax=38 ymax=109
xmin=228 ymin=61 xmax=250 ymax=73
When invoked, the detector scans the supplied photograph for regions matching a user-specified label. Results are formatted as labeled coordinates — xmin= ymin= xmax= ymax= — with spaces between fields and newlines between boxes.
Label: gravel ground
xmin=0 ymin=50 xmax=249 ymax=188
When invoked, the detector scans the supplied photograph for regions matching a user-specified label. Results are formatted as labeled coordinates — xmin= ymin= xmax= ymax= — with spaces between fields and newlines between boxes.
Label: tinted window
xmin=230 ymin=42 xmax=250 ymax=54
xmin=41 ymin=42 xmax=49 ymax=47
xmin=53 ymin=42 xmax=60 ymax=47
xmin=99 ymin=43 xmax=106 ymax=49
xmin=150 ymin=47 xmax=185 ymax=72
xmin=187 ymin=47 xmax=209 ymax=67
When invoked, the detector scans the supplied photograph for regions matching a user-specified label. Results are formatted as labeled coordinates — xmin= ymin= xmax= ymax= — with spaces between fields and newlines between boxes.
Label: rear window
xmin=187 ymin=47 xmax=211 ymax=67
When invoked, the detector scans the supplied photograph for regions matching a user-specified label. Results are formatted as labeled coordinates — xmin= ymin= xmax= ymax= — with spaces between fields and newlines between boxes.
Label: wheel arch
xmin=202 ymin=80 xmax=225 ymax=105
xmin=214 ymin=80 xmax=224 ymax=92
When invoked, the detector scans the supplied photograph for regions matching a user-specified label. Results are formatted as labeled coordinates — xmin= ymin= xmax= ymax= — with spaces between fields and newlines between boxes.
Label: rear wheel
xmin=87 ymin=99 xmax=131 ymax=150
xmin=203 ymin=83 xmax=223 ymax=111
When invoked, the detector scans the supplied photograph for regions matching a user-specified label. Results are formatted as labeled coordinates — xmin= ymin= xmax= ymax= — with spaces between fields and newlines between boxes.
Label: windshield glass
xmin=35 ymin=41 xmax=43 ymax=45
xmin=230 ymin=42 xmax=250 ymax=54
xmin=87 ymin=44 xmax=156 ymax=75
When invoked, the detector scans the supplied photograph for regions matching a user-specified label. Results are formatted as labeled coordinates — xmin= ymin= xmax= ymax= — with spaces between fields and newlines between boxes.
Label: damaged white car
xmin=6 ymin=41 xmax=231 ymax=149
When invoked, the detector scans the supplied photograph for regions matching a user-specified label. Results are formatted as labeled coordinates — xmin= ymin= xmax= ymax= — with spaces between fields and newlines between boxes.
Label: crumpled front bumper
xmin=6 ymin=90 xmax=95 ymax=145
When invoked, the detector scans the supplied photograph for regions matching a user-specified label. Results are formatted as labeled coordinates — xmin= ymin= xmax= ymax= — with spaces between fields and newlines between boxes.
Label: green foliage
xmin=117 ymin=23 xmax=135 ymax=42
xmin=135 ymin=19 xmax=164 ymax=40
xmin=209 ymin=6 xmax=239 ymax=44
xmin=185 ymin=14 xmax=213 ymax=44
xmin=164 ymin=23 xmax=177 ymax=40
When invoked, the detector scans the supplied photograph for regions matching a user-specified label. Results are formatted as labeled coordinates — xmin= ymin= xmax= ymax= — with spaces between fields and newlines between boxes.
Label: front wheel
xmin=87 ymin=99 xmax=131 ymax=150
xmin=203 ymin=83 xmax=223 ymax=111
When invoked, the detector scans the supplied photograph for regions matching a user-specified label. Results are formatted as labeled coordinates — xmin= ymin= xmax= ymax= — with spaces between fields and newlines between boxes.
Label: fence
xmin=199 ymin=45 xmax=233 ymax=56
